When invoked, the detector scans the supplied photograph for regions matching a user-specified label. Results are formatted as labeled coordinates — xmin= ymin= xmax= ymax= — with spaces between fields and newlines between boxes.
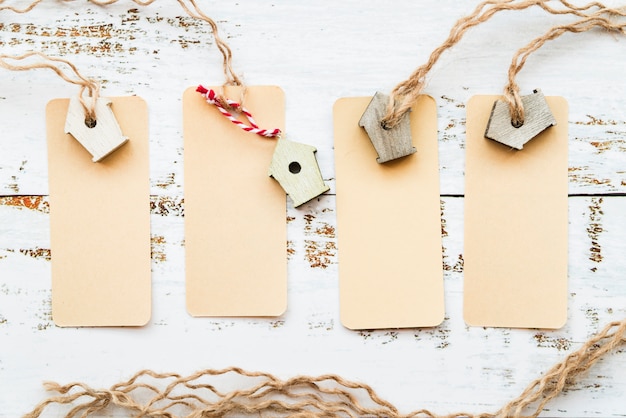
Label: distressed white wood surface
xmin=1 ymin=1 xmax=625 ymax=416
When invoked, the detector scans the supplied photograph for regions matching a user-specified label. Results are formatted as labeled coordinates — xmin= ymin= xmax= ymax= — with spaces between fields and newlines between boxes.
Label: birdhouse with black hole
xmin=64 ymin=96 xmax=129 ymax=162
xmin=359 ymin=91 xmax=416 ymax=163
xmin=268 ymin=137 xmax=330 ymax=207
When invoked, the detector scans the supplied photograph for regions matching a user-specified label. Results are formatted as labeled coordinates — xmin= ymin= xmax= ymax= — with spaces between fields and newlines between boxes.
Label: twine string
xmin=3 ymin=0 xmax=246 ymax=122
xmin=3 ymin=0 xmax=244 ymax=111
xmin=175 ymin=0 xmax=243 ymax=88
xmin=91 ymin=0 xmax=246 ymax=110
xmin=2 ymin=3 xmax=624 ymax=415
xmin=504 ymin=9 xmax=626 ymax=127
xmin=88 ymin=0 xmax=157 ymax=6
xmin=88 ymin=0 xmax=244 ymax=88
xmin=0 ymin=51 xmax=100 ymax=122
xmin=0 ymin=0 xmax=44 ymax=13
xmin=381 ymin=0 xmax=622 ymax=129
xmin=0 ymin=0 xmax=158 ymax=10
xmin=22 ymin=319 xmax=626 ymax=418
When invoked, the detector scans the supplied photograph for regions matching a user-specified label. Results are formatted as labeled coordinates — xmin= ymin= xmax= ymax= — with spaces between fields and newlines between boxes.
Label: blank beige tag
xmin=47 ymin=96 xmax=151 ymax=327
xmin=334 ymin=95 xmax=444 ymax=330
xmin=183 ymin=86 xmax=287 ymax=317
xmin=464 ymin=95 xmax=568 ymax=329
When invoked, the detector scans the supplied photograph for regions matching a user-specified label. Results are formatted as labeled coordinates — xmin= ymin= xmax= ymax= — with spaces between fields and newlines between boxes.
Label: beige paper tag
xmin=183 ymin=86 xmax=287 ymax=317
xmin=334 ymin=95 xmax=444 ymax=330
xmin=47 ymin=96 xmax=151 ymax=327
xmin=464 ymin=95 xmax=568 ymax=329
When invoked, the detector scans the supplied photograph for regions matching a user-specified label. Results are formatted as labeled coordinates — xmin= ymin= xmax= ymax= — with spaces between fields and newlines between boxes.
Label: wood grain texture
xmin=64 ymin=96 xmax=129 ymax=162
xmin=268 ymin=137 xmax=329 ymax=207
xmin=484 ymin=90 xmax=556 ymax=149
xmin=0 ymin=1 xmax=625 ymax=416
xmin=358 ymin=91 xmax=416 ymax=163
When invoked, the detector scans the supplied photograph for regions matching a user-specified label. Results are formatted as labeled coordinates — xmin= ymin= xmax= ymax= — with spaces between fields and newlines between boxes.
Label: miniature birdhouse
xmin=359 ymin=91 xmax=416 ymax=163
xmin=64 ymin=96 xmax=129 ymax=162
xmin=268 ymin=137 xmax=330 ymax=207
xmin=485 ymin=89 xmax=556 ymax=150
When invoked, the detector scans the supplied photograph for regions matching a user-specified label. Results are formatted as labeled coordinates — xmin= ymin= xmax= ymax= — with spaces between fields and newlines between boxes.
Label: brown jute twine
xmin=0 ymin=51 xmax=100 ymax=122
xmin=23 ymin=319 xmax=626 ymax=418
xmin=86 ymin=0 xmax=246 ymax=108
xmin=503 ymin=8 xmax=626 ymax=127
xmin=1 ymin=0 xmax=243 ymax=108
xmin=0 ymin=0 xmax=43 ymax=13
xmin=381 ymin=0 xmax=625 ymax=129
xmin=88 ymin=0 xmax=244 ymax=89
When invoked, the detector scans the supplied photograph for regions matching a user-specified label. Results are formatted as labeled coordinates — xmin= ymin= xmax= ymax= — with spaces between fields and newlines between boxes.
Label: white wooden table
xmin=1 ymin=1 xmax=625 ymax=416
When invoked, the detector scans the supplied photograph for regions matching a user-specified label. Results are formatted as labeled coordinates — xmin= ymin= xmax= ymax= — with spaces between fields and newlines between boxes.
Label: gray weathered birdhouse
xmin=268 ymin=137 xmax=330 ymax=207
xmin=64 ymin=96 xmax=128 ymax=162
xmin=485 ymin=89 xmax=556 ymax=150
xmin=359 ymin=91 xmax=416 ymax=163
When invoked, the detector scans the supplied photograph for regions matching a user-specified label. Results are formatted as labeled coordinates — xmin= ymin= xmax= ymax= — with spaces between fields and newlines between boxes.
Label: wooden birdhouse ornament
xmin=359 ymin=92 xmax=416 ymax=163
xmin=485 ymin=89 xmax=556 ymax=150
xmin=268 ymin=137 xmax=330 ymax=207
xmin=64 ymin=96 xmax=129 ymax=162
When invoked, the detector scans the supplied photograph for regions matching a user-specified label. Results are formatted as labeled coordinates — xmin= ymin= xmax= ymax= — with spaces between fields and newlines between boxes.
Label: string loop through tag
xmin=196 ymin=86 xmax=281 ymax=138
xmin=380 ymin=0 xmax=624 ymax=129
xmin=503 ymin=8 xmax=626 ymax=127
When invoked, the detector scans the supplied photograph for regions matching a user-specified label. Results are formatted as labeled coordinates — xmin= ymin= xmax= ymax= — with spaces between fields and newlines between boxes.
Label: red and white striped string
xmin=196 ymin=85 xmax=281 ymax=138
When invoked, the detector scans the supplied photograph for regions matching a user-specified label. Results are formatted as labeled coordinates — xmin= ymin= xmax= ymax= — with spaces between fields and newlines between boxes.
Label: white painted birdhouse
xmin=268 ymin=137 xmax=330 ymax=207
xmin=485 ymin=89 xmax=556 ymax=150
xmin=64 ymin=96 xmax=129 ymax=162
xmin=359 ymin=91 xmax=416 ymax=163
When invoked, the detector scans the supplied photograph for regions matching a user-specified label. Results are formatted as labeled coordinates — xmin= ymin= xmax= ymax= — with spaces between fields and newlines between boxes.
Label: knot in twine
xmin=23 ymin=319 xmax=626 ymax=418
xmin=380 ymin=0 xmax=626 ymax=130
